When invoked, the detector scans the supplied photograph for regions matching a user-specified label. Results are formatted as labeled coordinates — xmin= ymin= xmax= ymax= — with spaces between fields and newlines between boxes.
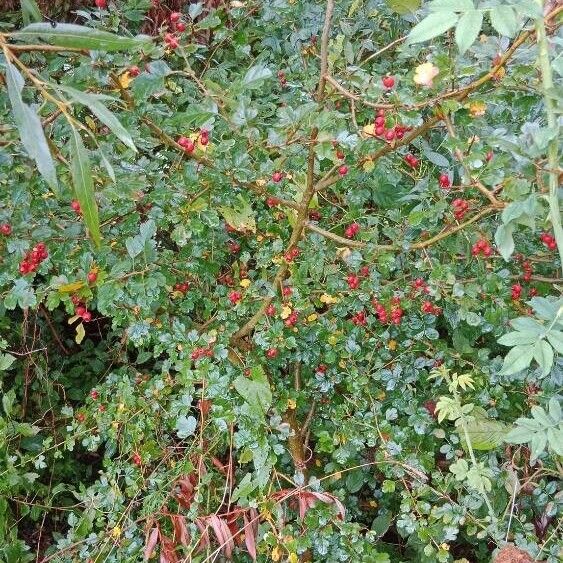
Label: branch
xmin=7 ymin=44 xmax=88 ymax=54
xmin=316 ymin=0 xmax=335 ymax=101
xmin=442 ymin=113 xmax=504 ymax=208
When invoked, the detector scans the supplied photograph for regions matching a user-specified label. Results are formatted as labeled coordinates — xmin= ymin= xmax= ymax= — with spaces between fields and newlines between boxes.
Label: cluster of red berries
xmin=522 ymin=260 xmax=533 ymax=282
xmin=511 ymin=283 xmax=522 ymax=300
xmin=229 ymin=290 xmax=242 ymax=305
xmin=94 ymin=0 xmax=107 ymax=8
xmin=267 ymin=197 xmax=280 ymax=208
xmin=0 ymin=223 xmax=11 ymax=236
xmin=272 ymin=170 xmax=284 ymax=183
xmin=451 ymin=198 xmax=470 ymax=221
xmin=169 ymin=11 xmax=186 ymax=32
xmin=284 ymin=247 xmax=300 ymax=262
xmin=71 ymin=199 xmax=82 ymax=215
xmin=345 ymin=222 xmax=360 ymax=239
xmin=277 ymin=70 xmax=287 ymax=87
xmin=351 ymin=310 xmax=367 ymax=326
xmin=404 ymin=153 xmax=419 ymax=168
xmin=132 ymin=452 xmax=142 ymax=466
xmin=439 ymin=173 xmax=451 ymax=189
xmin=174 ymin=281 xmax=189 ymax=293
xmin=178 ymin=129 xmax=209 ymax=153
xmin=471 ymin=239 xmax=493 ymax=257
xmin=191 ymin=347 xmax=214 ymax=360
xmin=421 ymin=300 xmax=442 ymax=315
xmin=284 ymin=311 xmax=298 ymax=327
xmin=164 ymin=32 xmax=179 ymax=49
xmin=540 ymin=232 xmax=557 ymax=251
xmin=266 ymin=348 xmax=278 ymax=359
xmin=411 ymin=278 xmax=430 ymax=294
xmin=372 ymin=297 xmax=403 ymax=325
xmin=382 ymin=76 xmax=395 ymax=89
xmin=71 ymin=295 xmax=92 ymax=322
xmin=19 ymin=242 xmax=48 ymax=275
xmin=347 ymin=273 xmax=360 ymax=290
xmin=372 ymin=109 xmax=412 ymax=142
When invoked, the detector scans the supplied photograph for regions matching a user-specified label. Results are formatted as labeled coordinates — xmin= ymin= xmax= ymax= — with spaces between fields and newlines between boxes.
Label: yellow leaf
xmin=280 ymin=305 xmax=292 ymax=320
xmin=256 ymin=234 xmax=264 ymax=242
xmin=58 ymin=281 xmax=85 ymax=293
xmin=288 ymin=554 xmax=298 ymax=563
xmin=377 ymin=390 xmax=386 ymax=401
xmin=388 ymin=339 xmax=397 ymax=351
xmin=320 ymin=293 xmax=338 ymax=304
xmin=287 ymin=399 xmax=296 ymax=409
xmin=307 ymin=313 xmax=318 ymax=322
xmin=67 ymin=315 xmax=80 ymax=325
xmin=362 ymin=122 xmax=377 ymax=138
xmin=468 ymin=101 xmax=487 ymax=117
xmin=328 ymin=335 xmax=338 ymax=346
xmin=118 ymin=71 xmax=133 ymax=89
xmin=75 ymin=322 xmax=85 ymax=344
xmin=363 ymin=158 xmax=375 ymax=172
xmin=271 ymin=546 xmax=281 ymax=562
xmin=413 ymin=62 xmax=440 ymax=87
xmin=85 ymin=116 xmax=97 ymax=132
xmin=111 ymin=526 xmax=122 ymax=538
xmin=338 ymin=360 xmax=346 ymax=369
xmin=240 ymin=278 xmax=251 ymax=288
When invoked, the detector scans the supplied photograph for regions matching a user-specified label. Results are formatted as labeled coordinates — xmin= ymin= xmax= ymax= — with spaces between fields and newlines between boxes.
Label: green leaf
xmin=176 ymin=415 xmax=197 ymax=438
xmin=5 ymin=59 xmax=58 ymax=192
xmin=13 ymin=23 xmax=151 ymax=52
xmin=449 ymin=458 xmax=468 ymax=480
xmin=55 ymin=85 xmax=136 ymax=152
xmin=505 ymin=425 xmax=535 ymax=444
xmin=385 ymin=0 xmax=421 ymax=15
xmin=529 ymin=431 xmax=547 ymax=461
xmin=196 ymin=13 xmax=222 ymax=30
xmin=218 ymin=195 xmax=256 ymax=233
xmin=494 ymin=223 xmax=515 ymax=261
xmin=0 ymin=353 xmax=16 ymax=371
xmin=498 ymin=330 xmax=538 ymax=347
xmin=457 ymin=415 xmax=510 ymax=451
xmin=455 ymin=10 xmax=482 ymax=55
xmin=531 ymin=405 xmax=554 ymax=428
xmin=510 ymin=317 xmax=544 ymax=335
xmin=428 ymin=0 xmax=473 ymax=11
xmin=233 ymin=366 xmax=272 ymax=416
xmin=533 ymin=340 xmax=554 ymax=377
xmin=406 ymin=12 xmax=459 ymax=45
xmin=500 ymin=344 xmax=534 ymax=375
xmin=242 ymin=65 xmax=273 ymax=90
xmin=21 ymin=0 xmax=41 ymax=24
xmin=489 ymin=6 xmax=518 ymax=38
xmin=68 ymin=126 xmax=101 ymax=247
xmin=548 ymin=397 xmax=561 ymax=423
xmin=547 ymin=427 xmax=563 ymax=456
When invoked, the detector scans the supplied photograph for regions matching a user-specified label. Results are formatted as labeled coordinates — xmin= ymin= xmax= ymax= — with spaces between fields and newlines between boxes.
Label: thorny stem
xmin=534 ymin=1 xmax=563 ymax=268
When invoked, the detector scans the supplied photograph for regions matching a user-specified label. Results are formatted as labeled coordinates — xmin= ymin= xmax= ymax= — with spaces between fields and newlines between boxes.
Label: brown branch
xmin=442 ymin=113 xmax=504 ymax=208
xmin=39 ymin=305 xmax=69 ymax=356
xmin=7 ymin=44 xmax=88 ymax=54
xmin=316 ymin=0 xmax=335 ymax=101
xmin=305 ymin=206 xmax=499 ymax=251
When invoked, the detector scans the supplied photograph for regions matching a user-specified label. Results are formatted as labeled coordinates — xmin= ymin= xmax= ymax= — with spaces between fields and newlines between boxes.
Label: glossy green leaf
xmin=406 ymin=12 xmax=459 ymax=45
xmin=242 ymin=65 xmax=273 ymax=90
xmin=13 ymin=23 xmax=151 ymax=52
xmin=455 ymin=10 xmax=482 ymax=55
xmin=5 ymin=60 xmax=58 ymax=192
xmin=68 ymin=126 xmax=101 ymax=247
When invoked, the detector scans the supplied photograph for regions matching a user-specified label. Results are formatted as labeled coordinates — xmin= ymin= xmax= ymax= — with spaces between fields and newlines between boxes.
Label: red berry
xmin=82 ymin=311 xmax=92 ymax=322
xmin=95 ymin=0 xmax=107 ymax=8
xmin=266 ymin=348 xmax=278 ymax=359
xmin=375 ymin=116 xmax=385 ymax=127
xmin=360 ymin=266 xmax=370 ymax=277
xmin=382 ymin=76 xmax=395 ymax=89
xmin=375 ymin=126 xmax=385 ymax=136
xmin=129 ymin=66 xmax=140 ymax=78
xmin=266 ymin=303 xmax=276 ymax=316
xmin=165 ymin=33 xmax=179 ymax=49
xmin=347 ymin=274 xmax=360 ymax=290
xmin=229 ymin=291 xmax=242 ymax=305
xmin=75 ymin=305 xmax=86 ymax=316
xmin=384 ymin=129 xmax=395 ymax=142
xmin=176 ymin=21 xmax=186 ymax=32
xmin=439 ymin=173 xmax=451 ymax=189
xmin=90 ymin=390 xmax=99 ymax=400
xmin=377 ymin=109 xmax=385 ymax=117
xmin=132 ymin=452 xmax=142 ymax=466
xmin=71 ymin=200 xmax=81 ymax=214
xmin=511 ymin=283 xmax=522 ymax=300
xmin=282 ymin=286 xmax=293 ymax=297
xmin=486 ymin=151 xmax=494 ymax=162
xmin=76 ymin=413 xmax=86 ymax=423
xmin=87 ymin=271 xmax=98 ymax=284
xmin=272 ymin=171 xmax=284 ymax=183
xmin=170 ymin=11 xmax=181 ymax=23
xmin=338 ymin=165 xmax=348 ymax=176
xmin=308 ymin=210 xmax=321 ymax=221
xmin=345 ymin=223 xmax=360 ymax=238
xmin=0 ymin=223 xmax=12 ymax=236
xmin=266 ymin=197 xmax=279 ymax=208
xmin=336 ymin=149 xmax=345 ymax=160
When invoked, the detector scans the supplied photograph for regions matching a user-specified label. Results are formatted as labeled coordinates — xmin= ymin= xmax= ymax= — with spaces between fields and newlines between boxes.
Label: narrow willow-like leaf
xmin=5 ymin=59 xmax=58 ymax=192
xmin=68 ymin=126 xmax=101 ymax=247
xmin=406 ymin=12 xmax=459 ymax=45
xmin=21 ymin=0 xmax=41 ymax=24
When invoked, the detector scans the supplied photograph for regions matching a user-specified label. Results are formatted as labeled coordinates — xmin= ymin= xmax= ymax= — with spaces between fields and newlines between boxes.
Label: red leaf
xmin=195 ymin=518 xmax=210 ymax=551
xmin=243 ymin=510 xmax=258 ymax=561
xmin=143 ymin=527 xmax=159 ymax=562
xmin=174 ymin=475 xmax=196 ymax=509
xmin=208 ymin=514 xmax=235 ymax=559
xmin=169 ymin=514 xmax=190 ymax=547
xmin=159 ymin=534 xmax=179 ymax=563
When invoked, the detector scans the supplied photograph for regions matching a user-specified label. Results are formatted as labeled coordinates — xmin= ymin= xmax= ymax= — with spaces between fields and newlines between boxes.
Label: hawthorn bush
xmin=0 ymin=0 xmax=562 ymax=562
